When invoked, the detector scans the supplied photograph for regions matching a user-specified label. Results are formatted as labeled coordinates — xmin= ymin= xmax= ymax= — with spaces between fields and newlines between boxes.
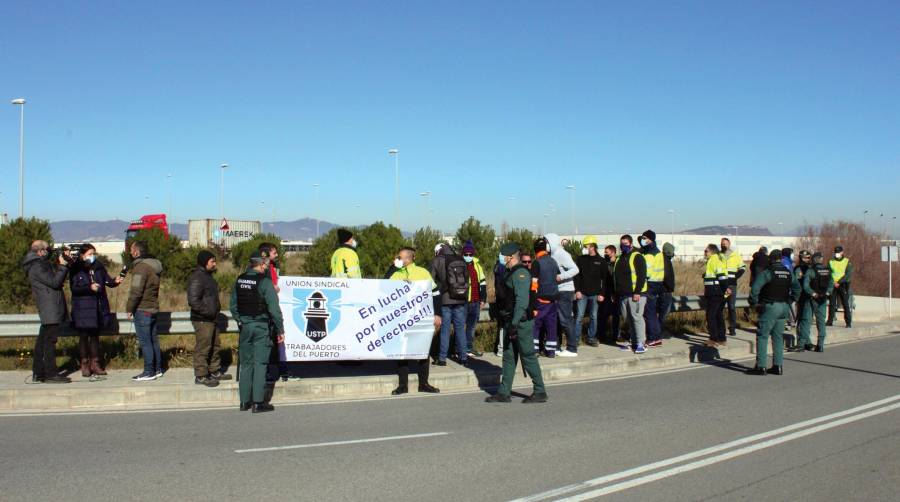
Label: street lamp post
xmin=667 ymin=209 xmax=675 ymax=244
xmin=166 ymin=173 xmax=173 ymax=222
xmin=219 ymin=164 xmax=228 ymax=223
xmin=566 ymin=185 xmax=577 ymax=235
xmin=863 ymin=209 xmax=869 ymax=230
xmin=419 ymin=191 xmax=431 ymax=229
xmin=389 ymin=149 xmax=399 ymax=227
xmin=313 ymin=183 xmax=320 ymax=238
xmin=11 ymin=98 xmax=25 ymax=218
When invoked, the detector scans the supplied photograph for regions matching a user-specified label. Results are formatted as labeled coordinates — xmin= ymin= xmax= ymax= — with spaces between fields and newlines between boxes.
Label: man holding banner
xmin=485 ymin=243 xmax=548 ymax=404
xmin=389 ymin=247 xmax=441 ymax=395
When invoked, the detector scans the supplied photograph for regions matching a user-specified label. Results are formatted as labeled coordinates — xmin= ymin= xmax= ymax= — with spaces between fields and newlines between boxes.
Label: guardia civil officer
xmin=485 ymin=243 xmax=547 ymax=404
xmin=747 ymin=249 xmax=800 ymax=376
xmin=802 ymin=252 xmax=833 ymax=352
xmin=230 ymin=250 xmax=284 ymax=413
xmin=792 ymin=250 xmax=814 ymax=351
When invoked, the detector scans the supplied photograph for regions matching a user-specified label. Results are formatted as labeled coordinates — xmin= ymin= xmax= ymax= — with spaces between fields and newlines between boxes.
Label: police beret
xmin=500 ymin=243 xmax=521 ymax=256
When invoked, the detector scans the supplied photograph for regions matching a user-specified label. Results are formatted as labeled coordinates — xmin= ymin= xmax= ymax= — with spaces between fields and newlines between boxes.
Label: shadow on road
xmin=783 ymin=357 xmax=900 ymax=379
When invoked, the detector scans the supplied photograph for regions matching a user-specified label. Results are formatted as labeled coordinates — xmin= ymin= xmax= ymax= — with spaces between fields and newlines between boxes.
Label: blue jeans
xmin=575 ymin=294 xmax=599 ymax=344
xmin=644 ymin=282 xmax=663 ymax=343
xmin=134 ymin=310 xmax=161 ymax=374
xmin=558 ymin=291 xmax=577 ymax=352
xmin=440 ymin=304 xmax=467 ymax=362
xmin=657 ymin=291 xmax=673 ymax=332
xmin=465 ymin=302 xmax=480 ymax=352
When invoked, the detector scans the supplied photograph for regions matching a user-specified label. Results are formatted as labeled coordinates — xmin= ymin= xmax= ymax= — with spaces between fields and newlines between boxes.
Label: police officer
xmin=803 ymin=252 xmax=833 ymax=352
xmin=485 ymin=243 xmax=547 ymax=404
xmin=827 ymin=245 xmax=852 ymax=328
xmin=792 ymin=250 xmax=813 ymax=351
xmin=230 ymin=250 xmax=284 ymax=413
xmin=747 ymin=249 xmax=800 ymax=376
xmin=331 ymin=228 xmax=362 ymax=279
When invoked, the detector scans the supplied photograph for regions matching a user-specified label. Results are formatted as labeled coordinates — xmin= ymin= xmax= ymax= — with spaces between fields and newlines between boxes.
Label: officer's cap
xmin=812 ymin=251 xmax=824 ymax=261
xmin=500 ymin=243 xmax=521 ymax=257
xmin=768 ymin=249 xmax=782 ymax=263
xmin=249 ymin=250 xmax=266 ymax=263
xmin=834 ymin=245 xmax=844 ymax=253
xmin=799 ymin=250 xmax=811 ymax=258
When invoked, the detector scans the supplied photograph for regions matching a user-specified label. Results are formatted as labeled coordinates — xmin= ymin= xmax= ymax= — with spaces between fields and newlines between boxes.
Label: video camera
xmin=50 ymin=244 xmax=81 ymax=265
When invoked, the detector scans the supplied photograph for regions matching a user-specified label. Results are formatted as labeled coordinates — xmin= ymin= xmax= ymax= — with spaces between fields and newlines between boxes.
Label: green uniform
xmin=230 ymin=268 xmax=284 ymax=405
xmin=802 ymin=263 xmax=834 ymax=348
xmin=497 ymin=265 xmax=546 ymax=397
xmin=793 ymin=265 xmax=813 ymax=347
xmin=750 ymin=264 xmax=801 ymax=367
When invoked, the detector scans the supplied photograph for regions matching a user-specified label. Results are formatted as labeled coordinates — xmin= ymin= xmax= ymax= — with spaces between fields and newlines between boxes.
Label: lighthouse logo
xmin=292 ymin=289 xmax=342 ymax=343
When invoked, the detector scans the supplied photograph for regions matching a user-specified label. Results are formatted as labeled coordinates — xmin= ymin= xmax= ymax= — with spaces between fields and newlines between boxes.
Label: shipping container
xmin=188 ymin=219 xmax=261 ymax=249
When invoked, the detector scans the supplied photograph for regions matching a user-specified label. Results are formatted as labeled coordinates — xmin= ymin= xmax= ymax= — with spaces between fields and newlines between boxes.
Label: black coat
xmin=70 ymin=260 xmax=118 ymax=330
xmin=22 ymin=251 xmax=69 ymax=325
xmin=187 ymin=266 xmax=220 ymax=322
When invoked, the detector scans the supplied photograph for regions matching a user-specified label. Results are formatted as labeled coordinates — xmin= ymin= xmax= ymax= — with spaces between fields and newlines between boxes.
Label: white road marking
xmin=514 ymin=393 xmax=900 ymax=502
xmin=556 ymin=401 xmax=900 ymax=501
xmin=234 ymin=431 xmax=451 ymax=454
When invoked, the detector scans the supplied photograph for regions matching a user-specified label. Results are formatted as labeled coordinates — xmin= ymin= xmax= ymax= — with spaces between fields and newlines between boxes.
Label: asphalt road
xmin=2 ymin=335 xmax=899 ymax=501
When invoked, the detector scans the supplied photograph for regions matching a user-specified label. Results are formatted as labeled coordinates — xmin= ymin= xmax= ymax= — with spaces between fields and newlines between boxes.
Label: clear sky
xmin=1 ymin=1 xmax=898 ymax=236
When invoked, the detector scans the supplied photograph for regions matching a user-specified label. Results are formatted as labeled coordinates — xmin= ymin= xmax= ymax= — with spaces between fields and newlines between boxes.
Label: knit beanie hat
xmin=641 ymin=230 xmax=656 ymax=242
xmin=197 ymin=250 xmax=216 ymax=267
xmin=337 ymin=228 xmax=353 ymax=244
xmin=462 ymin=240 xmax=476 ymax=254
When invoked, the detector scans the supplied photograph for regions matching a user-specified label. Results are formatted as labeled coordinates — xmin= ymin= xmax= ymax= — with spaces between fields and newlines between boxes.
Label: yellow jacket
xmin=331 ymin=246 xmax=361 ymax=279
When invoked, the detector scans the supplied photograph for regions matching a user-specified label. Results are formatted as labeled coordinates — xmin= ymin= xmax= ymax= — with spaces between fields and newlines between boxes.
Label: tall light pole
xmin=388 ymin=149 xmax=399 ymax=227
xmin=219 ymin=164 xmax=228 ymax=223
xmin=419 ymin=191 xmax=431 ymax=229
xmin=166 ymin=173 xmax=173 ymax=222
xmin=313 ymin=183 xmax=320 ymax=238
xmin=863 ymin=209 xmax=869 ymax=230
xmin=566 ymin=185 xmax=577 ymax=235
xmin=11 ymin=98 xmax=25 ymax=218
xmin=667 ymin=209 xmax=675 ymax=244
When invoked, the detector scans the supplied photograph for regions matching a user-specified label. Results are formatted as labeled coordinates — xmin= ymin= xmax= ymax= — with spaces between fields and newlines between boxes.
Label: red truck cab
xmin=125 ymin=214 xmax=169 ymax=244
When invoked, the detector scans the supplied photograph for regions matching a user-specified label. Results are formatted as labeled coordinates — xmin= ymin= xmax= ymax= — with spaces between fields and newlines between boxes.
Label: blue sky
xmin=1 ymin=1 xmax=898 ymax=236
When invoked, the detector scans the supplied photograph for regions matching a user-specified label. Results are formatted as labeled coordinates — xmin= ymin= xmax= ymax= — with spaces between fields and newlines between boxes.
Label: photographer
xmin=21 ymin=240 xmax=71 ymax=383
xmin=70 ymin=243 xmax=123 ymax=379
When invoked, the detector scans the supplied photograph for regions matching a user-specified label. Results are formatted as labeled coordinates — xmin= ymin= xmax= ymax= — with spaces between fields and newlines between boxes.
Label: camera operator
xmin=70 ymin=243 xmax=123 ymax=379
xmin=21 ymin=240 xmax=72 ymax=383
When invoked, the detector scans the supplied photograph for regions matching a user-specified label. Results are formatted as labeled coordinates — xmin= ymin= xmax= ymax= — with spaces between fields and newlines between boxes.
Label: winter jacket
xmin=533 ymin=251 xmax=560 ymax=301
xmin=187 ymin=266 xmax=220 ymax=322
xmin=544 ymin=233 xmax=579 ymax=292
xmin=126 ymin=257 xmax=163 ymax=314
xmin=614 ymin=250 xmax=647 ymax=296
xmin=429 ymin=244 xmax=467 ymax=306
xmin=574 ymin=253 xmax=606 ymax=296
xmin=22 ymin=251 xmax=69 ymax=325
xmin=70 ymin=259 xmax=119 ymax=330
xmin=750 ymin=250 xmax=768 ymax=285
xmin=662 ymin=242 xmax=676 ymax=293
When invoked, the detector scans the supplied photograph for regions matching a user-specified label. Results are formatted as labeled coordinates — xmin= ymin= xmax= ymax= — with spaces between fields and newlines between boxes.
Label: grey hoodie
xmin=21 ymin=251 xmax=69 ymax=325
xmin=545 ymin=233 xmax=579 ymax=292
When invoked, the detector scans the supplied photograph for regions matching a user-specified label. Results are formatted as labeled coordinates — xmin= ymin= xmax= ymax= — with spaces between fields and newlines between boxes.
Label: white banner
xmin=277 ymin=276 xmax=436 ymax=361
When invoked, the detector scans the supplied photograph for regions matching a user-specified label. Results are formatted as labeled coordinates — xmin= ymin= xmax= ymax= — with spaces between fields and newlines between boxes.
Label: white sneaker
xmin=557 ymin=350 xmax=577 ymax=358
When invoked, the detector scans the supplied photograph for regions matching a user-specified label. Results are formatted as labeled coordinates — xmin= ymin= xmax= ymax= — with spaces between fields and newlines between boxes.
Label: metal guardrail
xmin=0 ymin=295 xmax=749 ymax=338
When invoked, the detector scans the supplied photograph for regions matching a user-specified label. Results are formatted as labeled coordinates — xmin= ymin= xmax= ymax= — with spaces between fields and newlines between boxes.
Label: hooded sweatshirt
xmin=662 ymin=242 xmax=676 ymax=293
xmin=545 ymin=233 xmax=579 ymax=293
xmin=22 ymin=251 xmax=69 ymax=325
xmin=126 ymin=257 xmax=164 ymax=314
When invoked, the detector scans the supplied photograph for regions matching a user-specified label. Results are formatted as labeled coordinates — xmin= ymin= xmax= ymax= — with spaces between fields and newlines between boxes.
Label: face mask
xmin=639 ymin=239 xmax=649 ymax=248
xmin=835 ymin=253 xmax=843 ymax=259
xmin=349 ymin=239 xmax=358 ymax=249
xmin=463 ymin=256 xmax=473 ymax=263
xmin=85 ymin=255 xmax=96 ymax=264
xmin=393 ymin=258 xmax=404 ymax=269
xmin=581 ymin=247 xmax=588 ymax=255
xmin=620 ymin=244 xmax=632 ymax=254
xmin=790 ymin=254 xmax=794 ymax=260
xmin=498 ymin=253 xmax=504 ymax=263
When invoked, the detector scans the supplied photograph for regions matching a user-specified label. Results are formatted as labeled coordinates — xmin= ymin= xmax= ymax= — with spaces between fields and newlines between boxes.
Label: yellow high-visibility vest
xmin=829 ymin=258 xmax=849 ymax=283
xmin=644 ymin=252 xmax=665 ymax=282
xmin=330 ymin=246 xmax=361 ymax=279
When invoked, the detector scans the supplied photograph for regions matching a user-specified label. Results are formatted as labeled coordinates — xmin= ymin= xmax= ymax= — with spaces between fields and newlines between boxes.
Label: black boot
xmin=746 ymin=366 xmax=767 ymax=376
xmin=814 ymin=345 xmax=824 ymax=353
xmin=418 ymin=383 xmax=440 ymax=393
xmin=768 ymin=365 xmax=783 ymax=375
xmin=252 ymin=402 xmax=274 ymax=413
xmin=239 ymin=402 xmax=252 ymax=411
xmin=484 ymin=394 xmax=511 ymax=403
xmin=804 ymin=343 xmax=815 ymax=351
xmin=522 ymin=392 xmax=548 ymax=403
xmin=391 ymin=386 xmax=408 ymax=396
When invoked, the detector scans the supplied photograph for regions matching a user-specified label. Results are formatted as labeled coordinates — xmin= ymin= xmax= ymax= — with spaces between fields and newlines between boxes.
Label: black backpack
xmin=443 ymin=254 xmax=470 ymax=301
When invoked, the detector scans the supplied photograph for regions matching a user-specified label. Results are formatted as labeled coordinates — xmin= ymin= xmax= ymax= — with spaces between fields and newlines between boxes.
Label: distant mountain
xmin=51 ymin=217 xmax=342 ymax=242
xmin=684 ymin=225 xmax=772 ymax=236
xmin=51 ymin=220 xmax=129 ymax=242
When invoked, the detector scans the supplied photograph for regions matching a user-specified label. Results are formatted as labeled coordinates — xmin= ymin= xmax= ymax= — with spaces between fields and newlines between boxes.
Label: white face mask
xmin=581 ymin=247 xmax=588 ymax=255
xmin=85 ymin=255 xmax=96 ymax=264
xmin=393 ymin=258 xmax=404 ymax=269
xmin=835 ymin=253 xmax=843 ymax=259
xmin=498 ymin=253 xmax=504 ymax=263
xmin=350 ymin=239 xmax=358 ymax=249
